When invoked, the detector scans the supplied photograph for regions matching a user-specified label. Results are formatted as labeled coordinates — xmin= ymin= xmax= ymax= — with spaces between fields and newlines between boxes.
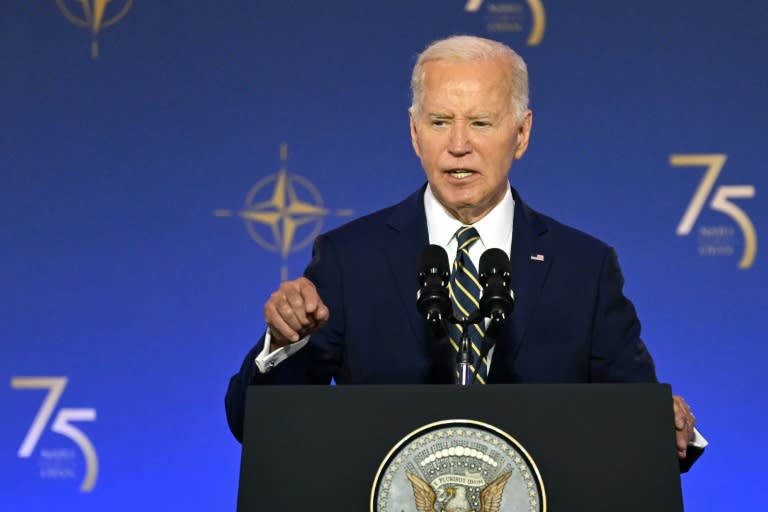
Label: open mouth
xmin=445 ymin=169 xmax=476 ymax=179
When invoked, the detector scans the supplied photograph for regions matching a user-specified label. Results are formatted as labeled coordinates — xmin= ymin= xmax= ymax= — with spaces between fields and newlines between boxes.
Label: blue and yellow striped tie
xmin=448 ymin=226 xmax=488 ymax=383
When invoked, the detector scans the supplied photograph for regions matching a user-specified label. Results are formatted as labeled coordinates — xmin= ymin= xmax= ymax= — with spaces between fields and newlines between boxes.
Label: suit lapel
xmin=384 ymin=186 xmax=455 ymax=383
xmin=491 ymin=189 xmax=553 ymax=380
xmin=384 ymin=186 xmax=431 ymax=340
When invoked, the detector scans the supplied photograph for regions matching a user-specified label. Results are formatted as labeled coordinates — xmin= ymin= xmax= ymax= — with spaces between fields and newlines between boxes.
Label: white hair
xmin=410 ymin=35 xmax=529 ymax=120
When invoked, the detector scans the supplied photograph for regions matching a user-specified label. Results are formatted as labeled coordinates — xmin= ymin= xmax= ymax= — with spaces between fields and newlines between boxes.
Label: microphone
xmin=478 ymin=248 xmax=514 ymax=330
xmin=416 ymin=245 xmax=451 ymax=338
xmin=471 ymin=248 xmax=514 ymax=384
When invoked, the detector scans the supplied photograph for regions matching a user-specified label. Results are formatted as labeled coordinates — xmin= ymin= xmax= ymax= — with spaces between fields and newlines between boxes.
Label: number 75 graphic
xmin=670 ymin=154 xmax=757 ymax=269
xmin=10 ymin=377 xmax=98 ymax=492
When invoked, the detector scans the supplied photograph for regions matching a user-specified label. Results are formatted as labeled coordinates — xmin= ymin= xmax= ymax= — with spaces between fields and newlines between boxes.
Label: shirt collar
xmin=424 ymin=183 xmax=514 ymax=257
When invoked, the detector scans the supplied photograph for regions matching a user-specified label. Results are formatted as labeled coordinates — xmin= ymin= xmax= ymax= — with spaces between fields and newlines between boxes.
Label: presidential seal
xmin=371 ymin=420 xmax=545 ymax=512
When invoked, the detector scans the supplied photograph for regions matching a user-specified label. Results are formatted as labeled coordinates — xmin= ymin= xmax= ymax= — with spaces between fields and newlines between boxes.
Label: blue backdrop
xmin=2 ymin=1 xmax=766 ymax=510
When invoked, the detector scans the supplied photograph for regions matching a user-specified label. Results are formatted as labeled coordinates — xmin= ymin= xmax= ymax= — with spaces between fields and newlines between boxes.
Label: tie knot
xmin=455 ymin=226 xmax=480 ymax=251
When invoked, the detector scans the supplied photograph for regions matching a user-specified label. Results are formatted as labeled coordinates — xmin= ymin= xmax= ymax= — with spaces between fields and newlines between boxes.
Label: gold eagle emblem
xmin=406 ymin=470 xmax=513 ymax=512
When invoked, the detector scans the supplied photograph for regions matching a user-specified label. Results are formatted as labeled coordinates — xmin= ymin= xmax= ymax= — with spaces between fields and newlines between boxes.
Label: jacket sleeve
xmin=224 ymin=234 xmax=346 ymax=442
xmin=589 ymin=247 xmax=657 ymax=383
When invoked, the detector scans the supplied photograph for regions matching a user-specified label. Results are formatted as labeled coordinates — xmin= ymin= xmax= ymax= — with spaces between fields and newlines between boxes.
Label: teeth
xmin=450 ymin=170 xmax=473 ymax=178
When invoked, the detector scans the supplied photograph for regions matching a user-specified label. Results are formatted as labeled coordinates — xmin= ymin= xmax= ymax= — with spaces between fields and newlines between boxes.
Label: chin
xmin=447 ymin=193 xmax=481 ymax=209
xmin=433 ymin=186 xmax=482 ymax=209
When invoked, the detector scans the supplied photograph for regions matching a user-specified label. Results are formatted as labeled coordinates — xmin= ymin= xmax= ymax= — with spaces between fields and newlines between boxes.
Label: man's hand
xmin=673 ymin=395 xmax=696 ymax=459
xmin=264 ymin=277 xmax=330 ymax=351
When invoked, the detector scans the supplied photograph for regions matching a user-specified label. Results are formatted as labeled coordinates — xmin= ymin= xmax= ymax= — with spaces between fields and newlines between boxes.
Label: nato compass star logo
xmin=56 ymin=0 xmax=133 ymax=58
xmin=215 ymin=144 xmax=353 ymax=279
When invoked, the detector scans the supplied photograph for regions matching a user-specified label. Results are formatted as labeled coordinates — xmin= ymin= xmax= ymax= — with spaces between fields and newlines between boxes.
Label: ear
xmin=513 ymin=110 xmax=533 ymax=160
xmin=409 ymin=108 xmax=422 ymax=159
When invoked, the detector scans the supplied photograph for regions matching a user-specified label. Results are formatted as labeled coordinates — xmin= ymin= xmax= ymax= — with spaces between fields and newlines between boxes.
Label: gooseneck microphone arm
xmin=453 ymin=309 xmax=484 ymax=385
xmin=456 ymin=323 xmax=471 ymax=386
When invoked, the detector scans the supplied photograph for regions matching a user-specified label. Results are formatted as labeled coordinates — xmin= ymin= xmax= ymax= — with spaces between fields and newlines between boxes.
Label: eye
xmin=472 ymin=120 xmax=491 ymax=128
xmin=431 ymin=119 xmax=448 ymax=127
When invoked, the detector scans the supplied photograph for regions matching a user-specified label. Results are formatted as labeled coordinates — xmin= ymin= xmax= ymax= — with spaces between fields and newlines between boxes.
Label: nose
xmin=447 ymin=122 xmax=472 ymax=156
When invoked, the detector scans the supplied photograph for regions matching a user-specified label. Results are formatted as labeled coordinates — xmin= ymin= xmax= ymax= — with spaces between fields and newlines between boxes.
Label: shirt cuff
xmin=254 ymin=330 xmax=310 ymax=373
xmin=689 ymin=427 xmax=708 ymax=449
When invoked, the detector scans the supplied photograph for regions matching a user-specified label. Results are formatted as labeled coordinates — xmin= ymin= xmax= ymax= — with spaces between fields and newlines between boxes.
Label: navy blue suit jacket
xmin=225 ymin=185 xmax=657 ymax=441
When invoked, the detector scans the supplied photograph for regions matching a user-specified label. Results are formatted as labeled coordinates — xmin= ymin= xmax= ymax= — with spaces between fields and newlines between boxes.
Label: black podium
xmin=237 ymin=384 xmax=683 ymax=511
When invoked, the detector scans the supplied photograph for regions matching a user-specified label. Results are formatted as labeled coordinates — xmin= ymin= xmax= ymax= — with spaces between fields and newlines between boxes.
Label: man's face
xmin=410 ymin=58 xmax=532 ymax=224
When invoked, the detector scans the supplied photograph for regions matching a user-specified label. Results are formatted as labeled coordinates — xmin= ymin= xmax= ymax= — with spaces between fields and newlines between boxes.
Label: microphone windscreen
xmin=418 ymin=244 xmax=450 ymax=279
xmin=479 ymin=248 xmax=510 ymax=283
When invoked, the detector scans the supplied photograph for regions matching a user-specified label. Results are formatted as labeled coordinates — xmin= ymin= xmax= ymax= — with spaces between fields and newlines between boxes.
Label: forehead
xmin=419 ymin=58 xmax=511 ymax=110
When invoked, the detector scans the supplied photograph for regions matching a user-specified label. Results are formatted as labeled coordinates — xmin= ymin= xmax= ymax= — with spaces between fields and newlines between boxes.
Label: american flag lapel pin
xmin=530 ymin=253 xmax=545 ymax=262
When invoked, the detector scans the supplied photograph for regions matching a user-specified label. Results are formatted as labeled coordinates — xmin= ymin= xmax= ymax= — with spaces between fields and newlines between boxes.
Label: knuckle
xmin=264 ymin=302 xmax=280 ymax=320
xmin=277 ymin=302 xmax=294 ymax=317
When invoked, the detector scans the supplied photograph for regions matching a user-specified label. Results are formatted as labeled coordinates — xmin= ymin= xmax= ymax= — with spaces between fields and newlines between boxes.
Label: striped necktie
xmin=448 ymin=226 xmax=488 ymax=383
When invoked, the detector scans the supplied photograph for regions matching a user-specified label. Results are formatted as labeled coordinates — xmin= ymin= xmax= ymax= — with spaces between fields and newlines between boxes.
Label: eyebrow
xmin=427 ymin=112 xmax=495 ymax=120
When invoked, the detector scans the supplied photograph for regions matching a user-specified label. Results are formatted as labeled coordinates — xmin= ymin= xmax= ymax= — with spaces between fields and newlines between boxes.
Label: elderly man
xmin=225 ymin=35 xmax=704 ymax=468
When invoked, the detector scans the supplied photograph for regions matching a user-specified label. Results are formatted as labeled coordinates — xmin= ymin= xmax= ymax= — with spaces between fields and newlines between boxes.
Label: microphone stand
xmin=456 ymin=319 xmax=472 ymax=386
xmin=451 ymin=311 xmax=484 ymax=386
